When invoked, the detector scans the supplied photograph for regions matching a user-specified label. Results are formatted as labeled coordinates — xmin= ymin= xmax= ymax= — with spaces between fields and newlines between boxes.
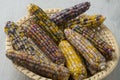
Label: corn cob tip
xmin=5 ymin=21 xmax=13 ymax=28
xmin=6 ymin=51 xmax=23 ymax=61
xmin=56 ymin=65 xmax=70 ymax=80
xmin=5 ymin=21 xmax=16 ymax=28
xmin=84 ymin=1 xmax=91 ymax=8
xmin=6 ymin=21 xmax=12 ymax=25
xmin=6 ymin=52 xmax=12 ymax=60
xmin=99 ymin=62 xmax=106 ymax=70
xmin=64 ymin=29 xmax=73 ymax=37
xmin=77 ymin=74 xmax=86 ymax=80
xmin=86 ymin=14 xmax=106 ymax=21
xmin=27 ymin=4 xmax=39 ymax=14
xmin=96 ymin=15 xmax=106 ymax=23
xmin=73 ymin=1 xmax=90 ymax=10
xmin=77 ymin=1 xmax=90 ymax=11
xmin=4 ymin=21 xmax=14 ymax=34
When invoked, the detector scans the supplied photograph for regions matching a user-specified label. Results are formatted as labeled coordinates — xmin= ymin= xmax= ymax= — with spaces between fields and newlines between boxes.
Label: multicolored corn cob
xmin=6 ymin=51 xmax=70 ymax=80
xmin=23 ymin=21 xmax=65 ymax=65
xmin=67 ymin=14 xmax=105 ymax=29
xmin=64 ymin=29 xmax=106 ymax=70
xmin=72 ymin=25 xmax=114 ymax=60
xmin=84 ymin=60 xmax=98 ymax=75
xmin=59 ymin=40 xmax=87 ymax=80
xmin=4 ymin=21 xmax=50 ymax=63
xmin=27 ymin=4 xmax=65 ymax=43
xmin=50 ymin=2 xmax=90 ymax=26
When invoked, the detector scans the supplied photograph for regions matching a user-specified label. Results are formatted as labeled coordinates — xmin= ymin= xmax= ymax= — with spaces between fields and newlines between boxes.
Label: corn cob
xmin=72 ymin=25 xmax=114 ymax=60
xmin=64 ymin=29 xmax=106 ymax=70
xmin=50 ymin=2 xmax=90 ymax=26
xmin=77 ymin=53 xmax=97 ymax=75
xmin=77 ymin=54 xmax=98 ymax=75
xmin=84 ymin=60 xmax=97 ymax=75
xmin=59 ymin=40 xmax=87 ymax=80
xmin=4 ymin=21 xmax=31 ymax=52
xmin=27 ymin=4 xmax=65 ymax=43
xmin=6 ymin=51 xmax=70 ymax=80
xmin=67 ymin=14 xmax=105 ymax=29
xmin=22 ymin=20 xmax=65 ymax=65
xmin=4 ymin=21 xmax=50 ymax=63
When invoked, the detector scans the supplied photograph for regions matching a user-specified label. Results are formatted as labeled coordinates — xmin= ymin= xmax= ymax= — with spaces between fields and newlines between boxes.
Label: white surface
xmin=0 ymin=0 xmax=120 ymax=80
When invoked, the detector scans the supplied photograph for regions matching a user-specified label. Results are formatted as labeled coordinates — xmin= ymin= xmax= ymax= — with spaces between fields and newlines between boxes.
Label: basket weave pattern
xmin=6 ymin=9 xmax=119 ymax=80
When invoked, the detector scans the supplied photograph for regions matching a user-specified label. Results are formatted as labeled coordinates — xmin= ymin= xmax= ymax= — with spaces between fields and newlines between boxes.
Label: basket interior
xmin=6 ymin=9 xmax=120 ymax=80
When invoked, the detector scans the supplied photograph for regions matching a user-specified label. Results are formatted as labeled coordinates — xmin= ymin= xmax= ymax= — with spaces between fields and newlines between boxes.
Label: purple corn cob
xmin=50 ymin=2 xmax=90 ymax=26
xmin=25 ymin=23 xmax=65 ymax=65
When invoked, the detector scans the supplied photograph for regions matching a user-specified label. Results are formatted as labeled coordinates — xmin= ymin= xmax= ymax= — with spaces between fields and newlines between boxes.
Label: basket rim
xmin=6 ymin=8 xmax=120 ymax=80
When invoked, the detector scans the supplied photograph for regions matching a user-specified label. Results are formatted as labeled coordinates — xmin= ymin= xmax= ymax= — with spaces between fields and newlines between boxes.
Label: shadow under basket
xmin=5 ymin=9 xmax=120 ymax=80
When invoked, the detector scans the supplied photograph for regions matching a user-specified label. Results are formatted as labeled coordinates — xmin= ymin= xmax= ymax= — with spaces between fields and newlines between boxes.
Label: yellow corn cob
xmin=59 ymin=40 xmax=87 ymax=80
xmin=27 ymin=4 xmax=65 ymax=43
xmin=67 ymin=14 xmax=105 ymax=29
xmin=6 ymin=51 xmax=70 ymax=80
xmin=64 ymin=29 xmax=106 ymax=70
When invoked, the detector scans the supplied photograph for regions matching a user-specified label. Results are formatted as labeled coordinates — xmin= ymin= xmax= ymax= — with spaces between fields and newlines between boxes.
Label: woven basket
xmin=6 ymin=9 xmax=120 ymax=80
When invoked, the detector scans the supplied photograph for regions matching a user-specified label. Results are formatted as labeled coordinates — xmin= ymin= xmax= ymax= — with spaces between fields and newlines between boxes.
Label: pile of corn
xmin=4 ymin=2 xmax=114 ymax=80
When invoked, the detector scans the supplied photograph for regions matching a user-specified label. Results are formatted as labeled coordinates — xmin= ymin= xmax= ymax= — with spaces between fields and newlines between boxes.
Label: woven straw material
xmin=6 ymin=9 xmax=119 ymax=80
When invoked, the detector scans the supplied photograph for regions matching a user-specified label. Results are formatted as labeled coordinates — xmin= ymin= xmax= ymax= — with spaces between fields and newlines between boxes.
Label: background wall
xmin=0 ymin=0 xmax=120 ymax=80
